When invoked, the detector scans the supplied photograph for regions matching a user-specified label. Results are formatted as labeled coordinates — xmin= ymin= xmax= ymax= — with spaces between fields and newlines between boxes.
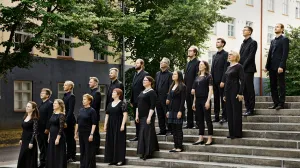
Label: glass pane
xmin=14 ymin=82 xmax=22 ymax=90
xmin=14 ymin=100 xmax=22 ymax=109
xmin=58 ymin=83 xmax=64 ymax=92
xmin=14 ymin=92 xmax=22 ymax=101
xmin=22 ymin=101 xmax=27 ymax=109
xmin=65 ymin=41 xmax=70 ymax=56
xmin=22 ymin=82 xmax=31 ymax=91
xmin=22 ymin=92 xmax=31 ymax=101
xmin=14 ymin=33 xmax=22 ymax=43
xmin=57 ymin=40 xmax=63 ymax=55
xmin=58 ymin=93 xmax=64 ymax=99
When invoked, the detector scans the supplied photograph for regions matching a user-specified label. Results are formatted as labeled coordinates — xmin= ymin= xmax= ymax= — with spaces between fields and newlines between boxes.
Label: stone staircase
xmin=70 ymin=96 xmax=300 ymax=168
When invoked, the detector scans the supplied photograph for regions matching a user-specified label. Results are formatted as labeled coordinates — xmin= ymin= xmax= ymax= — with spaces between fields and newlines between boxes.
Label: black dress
xmin=224 ymin=64 xmax=245 ymax=138
xmin=17 ymin=119 xmax=38 ymax=168
xmin=104 ymin=101 xmax=127 ymax=164
xmin=46 ymin=113 xmax=67 ymax=168
xmin=137 ymin=90 xmax=159 ymax=156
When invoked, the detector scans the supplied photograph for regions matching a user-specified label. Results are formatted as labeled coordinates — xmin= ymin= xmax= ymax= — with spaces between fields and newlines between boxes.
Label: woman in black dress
xmin=104 ymin=88 xmax=128 ymax=166
xmin=191 ymin=61 xmax=214 ymax=145
xmin=224 ymin=51 xmax=245 ymax=139
xmin=136 ymin=76 xmax=159 ymax=160
xmin=17 ymin=101 xmax=39 ymax=168
xmin=166 ymin=71 xmax=186 ymax=152
xmin=46 ymin=99 xmax=67 ymax=168
xmin=74 ymin=94 xmax=97 ymax=168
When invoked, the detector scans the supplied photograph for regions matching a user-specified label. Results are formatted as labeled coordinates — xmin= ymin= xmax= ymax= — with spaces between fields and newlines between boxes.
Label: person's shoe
xmin=268 ymin=105 xmax=278 ymax=109
xmin=243 ymin=111 xmax=252 ymax=116
xmin=169 ymin=148 xmax=177 ymax=152
xmin=156 ymin=132 xmax=166 ymax=135
xmin=129 ymin=137 xmax=138 ymax=141
xmin=219 ymin=118 xmax=227 ymax=124
xmin=276 ymin=106 xmax=284 ymax=110
xmin=205 ymin=141 xmax=214 ymax=146
xmin=175 ymin=148 xmax=183 ymax=152
xmin=116 ymin=162 xmax=123 ymax=166
xmin=212 ymin=119 xmax=220 ymax=122
xmin=38 ymin=164 xmax=45 ymax=168
xmin=227 ymin=136 xmax=235 ymax=139
xmin=67 ymin=158 xmax=76 ymax=163
xmin=108 ymin=163 xmax=115 ymax=165
xmin=193 ymin=141 xmax=204 ymax=145
xmin=183 ymin=125 xmax=193 ymax=129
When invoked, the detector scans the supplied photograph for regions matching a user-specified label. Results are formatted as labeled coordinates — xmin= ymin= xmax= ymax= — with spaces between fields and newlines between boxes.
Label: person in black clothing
xmin=211 ymin=38 xmax=228 ymax=123
xmin=155 ymin=57 xmax=173 ymax=135
xmin=89 ymin=77 xmax=101 ymax=154
xmin=17 ymin=101 xmax=39 ymax=168
xmin=136 ymin=76 xmax=159 ymax=160
xmin=62 ymin=80 xmax=76 ymax=162
xmin=104 ymin=88 xmax=128 ymax=166
xmin=37 ymin=88 xmax=53 ymax=168
xmin=224 ymin=51 xmax=245 ymax=139
xmin=106 ymin=68 xmax=124 ymax=109
xmin=192 ymin=61 xmax=214 ymax=146
xmin=129 ymin=59 xmax=149 ymax=141
xmin=74 ymin=94 xmax=97 ymax=168
xmin=46 ymin=99 xmax=67 ymax=168
xmin=239 ymin=26 xmax=258 ymax=116
xmin=184 ymin=45 xmax=200 ymax=129
xmin=264 ymin=23 xmax=289 ymax=110
xmin=166 ymin=71 xmax=186 ymax=152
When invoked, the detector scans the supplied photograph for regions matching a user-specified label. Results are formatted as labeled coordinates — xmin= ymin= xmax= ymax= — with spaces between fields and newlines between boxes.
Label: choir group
xmin=17 ymin=23 xmax=289 ymax=168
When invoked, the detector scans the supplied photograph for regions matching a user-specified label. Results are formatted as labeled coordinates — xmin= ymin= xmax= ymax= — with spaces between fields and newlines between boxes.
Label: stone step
xmin=97 ymin=140 xmax=300 ymax=159
xmin=251 ymin=109 xmax=300 ymax=116
xmin=68 ymin=162 xmax=162 ymax=168
xmin=100 ymin=132 xmax=300 ymax=149
xmin=97 ymin=147 xmax=300 ymax=167
xmin=211 ymin=102 xmax=300 ymax=109
xmin=254 ymin=96 xmax=300 ymax=102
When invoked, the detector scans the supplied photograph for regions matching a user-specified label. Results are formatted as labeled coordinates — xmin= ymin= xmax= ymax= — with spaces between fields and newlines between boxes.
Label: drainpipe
xmin=260 ymin=0 xmax=263 ymax=96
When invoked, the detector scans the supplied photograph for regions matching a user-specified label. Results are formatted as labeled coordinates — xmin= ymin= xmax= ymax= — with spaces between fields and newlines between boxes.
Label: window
xmin=268 ymin=0 xmax=274 ymax=11
xmin=208 ymin=51 xmax=215 ymax=65
xmin=57 ymin=34 xmax=72 ymax=56
xmin=228 ymin=19 xmax=235 ymax=37
xmin=58 ymin=83 xmax=65 ymax=99
xmin=14 ymin=30 xmax=32 ymax=52
xmin=283 ymin=0 xmax=288 ymax=15
xmin=246 ymin=0 xmax=253 ymax=6
xmin=94 ymin=51 xmax=107 ymax=61
xmin=267 ymin=26 xmax=274 ymax=44
xmin=14 ymin=81 xmax=32 ymax=111
xmin=212 ymin=23 xmax=217 ymax=35
xmin=296 ymin=2 xmax=300 ymax=19
xmin=246 ymin=21 xmax=253 ymax=27
xmin=99 ymin=85 xmax=107 ymax=111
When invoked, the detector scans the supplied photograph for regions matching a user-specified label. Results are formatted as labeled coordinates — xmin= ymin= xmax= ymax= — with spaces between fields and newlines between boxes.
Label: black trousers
xmin=186 ymin=88 xmax=195 ymax=127
xmin=244 ymin=73 xmax=256 ymax=112
xmin=195 ymin=98 xmax=213 ymax=135
xmin=156 ymin=99 xmax=171 ymax=133
xmin=269 ymin=70 xmax=286 ymax=106
xmin=79 ymin=132 xmax=96 ymax=168
xmin=65 ymin=123 xmax=76 ymax=159
xmin=213 ymin=81 xmax=226 ymax=120
xmin=171 ymin=123 xmax=183 ymax=149
xmin=37 ymin=129 xmax=48 ymax=165
xmin=94 ymin=114 xmax=100 ymax=152
xmin=133 ymin=104 xmax=140 ymax=138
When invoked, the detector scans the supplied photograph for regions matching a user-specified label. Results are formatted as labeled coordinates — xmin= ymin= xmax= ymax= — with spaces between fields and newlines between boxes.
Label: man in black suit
xmin=37 ymin=88 xmax=53 ymax=168
xmin=155 ymin=57 xmax=173 ymax=135
xmin=129 ymin=59 xmax=149 ymax=141
xmin=239 ymin=26 xmax=258 ymax=116
xmin=264 ymin=23 xmax=289 ymax=110
xmin=63 ymin=80 xmax=76 ymax=162
xmin=211 ymin=38 xmax=228 ymax=123
xmin=89 ymin=77 xmax=101 ymax=154
xmin=184 ymin=46 xmax=200 ymax=129
xmin=106 ymin=68 xmax=124 ymax=109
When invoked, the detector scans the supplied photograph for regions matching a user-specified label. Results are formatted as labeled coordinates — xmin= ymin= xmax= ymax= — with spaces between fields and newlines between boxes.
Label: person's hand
xmin=205 ymin=101 xmax=210 ymax=110
xmin=220 ymin=82 xmax=225 ymax=88
xmin=44 ymin=129 xmax=49 ymax=134
xmin=223 ymin=97 xmax=226 ymax=102
xmin=55 ymin=138 xmax=59 ymax=145
xmin=104 ymin=125 xmax=107 ymax=132
xmin=263 ymin=68 xmax=268 ymax=73
xmin=278 ymin=67 xmax=284 ymax=74
xmin=19 ymin=140 xmax=22 ymax=145
xmin=120 ymin=125 xmax=125 ymax=132
xmin=166 ymin=100 xmax=170 ymax=105
xmin=28 ymin=143 xmax=33 ymax=149
xmin=88 ymin=135 xmax=93 ymax=142
xmin=47 ymin=139 xmax=49 ymax=143
xmin=74 ymin=132 xmax=78 ymax=140
xmin=177 ymin=111 xmax=182 ymax=119
xmin=130 ymin=103 xmax=133 ymax=107
xmin=146 ymin=117 xmax=151 ymax=124
xmin=191 ymin=89 xmax=195 ymax=95
xmin=135 ymin=117 xmax=139 ymax=123
xmin=236 ymin=95 xmax=244 ymax=102
xmin=192 ymin=103 xmax=196 ymax=111
xmin=64 ymin=123 xmax=67 ymax=128
xmin=166 ymin=112 xmax=169 ymax=118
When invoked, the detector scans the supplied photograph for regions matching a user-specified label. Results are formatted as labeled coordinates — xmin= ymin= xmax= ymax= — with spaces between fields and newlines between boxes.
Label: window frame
xmin=267 ymin=0 xmax=275 ymax=11
xmin=267 ymin=26 xmax=274 ymax=44
xmin=282 ymin=0 xmax=289 ymax=15
xmin=99 ymin=84 xmax=107 ymax=111
xmin=57 ymin=34 xmax=72 ymax=57
xmin=296 ymin=2 xmax=300 ymax=19
xmin=228 ymin=19 xmax=235 ymax=37
xmin=14 ymin=81 xmax=32 ymax=112
xmin=208 ymin=51 xmax=216 ymax=65
xmin=246 ymin=21 xmax=253 ymax=27
xmin=57 ymin=83 xmax=65 ymax=99
xmin=94 ymin=51 xmax=107 ymax=61
xmin=14 ymin=30 xmax=33 ymax=52
xmin=246 ymin=0 xmax=254 ymax=6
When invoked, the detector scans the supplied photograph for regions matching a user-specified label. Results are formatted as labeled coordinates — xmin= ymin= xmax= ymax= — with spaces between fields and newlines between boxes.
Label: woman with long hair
xmin=46 ymin=99 xmax=67 ymax=168
xmin=192 ymin=61 xmax=214 ymax=145
xmin=17 ymin=101 xmax=39 ymax=168
xmin=136 ymin=76 xmax=159 ymax=160
xmin=166 ymin=71 xmax=186 ymax=152
xmin=104 ymin=88 xmax=128 ymax=166
xmin=224 ymin=51 xmax=245 ymax=139
xmin=74 ymin=94 xmax=97 ymax=168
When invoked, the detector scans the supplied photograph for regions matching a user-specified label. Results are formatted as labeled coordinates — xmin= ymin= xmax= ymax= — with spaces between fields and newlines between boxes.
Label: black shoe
xmin=193 ymin=141 xmax=204 ymax=145
xmin=205 ymin=141 xmax=214 ymax=146
xmin=268 ymin=105 xmax=278 ymax=109
xmin=156 ymin=132 xmax=166 ymax=135
xmin=129 ymin=137 xmax=138 ymax=141
xmin=227 ymin=136 xmax=235 ymax=139
xmin=243 ymin=111 xmax=252 ymax=116
xmin=108 ymin=163 xmax=115 ymax=165
xmin=139 ymin=155 xmax=144 ymax=159
xmin=143 ymin=155 xmax=151 ymax=160
xmin=276 ymin=106 xmax=284 ymax=110
xmin=38 ymin=164 xmax=45 ymax=168
xmin=67 ymin=158 xmax=76 ymax=163
xmin=219 ymin=119 xmax=227 ymax=124
xmin=169 ymin=149 xmax=177 ymax=152
xmin=212 ymin=119 xmax=220 ymax=122
xmin=183 ymin=125 xmax=193 ymax=129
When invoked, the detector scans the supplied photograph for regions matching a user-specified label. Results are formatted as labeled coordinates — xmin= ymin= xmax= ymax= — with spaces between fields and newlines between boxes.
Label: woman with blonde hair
xmin=46 ymin=99 xmax=67 ymax=168
xmin=17 ymin=101 xmax=39 ymax=168
xmin=223 ymin=51 xmax=245 ymax=139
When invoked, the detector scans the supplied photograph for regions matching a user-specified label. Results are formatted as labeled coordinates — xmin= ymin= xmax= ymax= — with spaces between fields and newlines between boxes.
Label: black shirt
xmin=63 ymin=91 xmax=76 ymax=124
xmin=91 ymin=88 xmax=101 ymax=116
xmin=224 ymin=64 xmax=245 ymax=95
xmin=192 ymin=74 xmax=213 ymax=98
xmin=106 ymin=101 xmax=127 ymax=117
xmin=77 ymin=107 xmax=97 ymax=133
xmin=137 ymin=90 xmax=157 ymax=118
xmin=211 ymin=49 xmax=229 ymax=83
xmin=38 ymin=99 xmax=53 ymax=131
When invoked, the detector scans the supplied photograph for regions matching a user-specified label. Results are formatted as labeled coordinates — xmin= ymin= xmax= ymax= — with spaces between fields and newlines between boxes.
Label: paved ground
xmin=0 ymin=146 xmax=19 ymax=167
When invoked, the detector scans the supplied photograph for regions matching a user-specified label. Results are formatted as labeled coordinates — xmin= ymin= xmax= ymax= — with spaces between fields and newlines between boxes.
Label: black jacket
xmin=211 ymin=50 xmax=229 ymax=83
xmin=91 ymin=88 xmax=101 ymax=120
xmin=106 ymin=79 xmax=124 ymax=109
xmin=63 ymin=92 xmax=76 ymax=124
xmin=265 ymin=35 xmax=289 ymax=71
xmin=130 ymin=69 xmax=149 ymax=105
xmin=155 ymin=69 xmax=173 ymax=102
xmin=184 ymin=58 xmax=200 ymax=90
xmin=239 ymin=37 xmax=258 ymax=73
xmin=167 ymin=85 xmax=186 ymax=113
xmin=38 ymin=99 xmax=53 ymax=131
